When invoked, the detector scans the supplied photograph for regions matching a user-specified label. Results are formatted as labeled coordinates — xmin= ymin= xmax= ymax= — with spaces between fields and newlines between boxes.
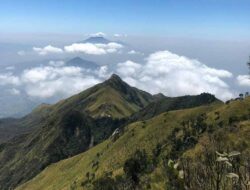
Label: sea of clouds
xmin=1 ymin=49 xmax=248 ymax=101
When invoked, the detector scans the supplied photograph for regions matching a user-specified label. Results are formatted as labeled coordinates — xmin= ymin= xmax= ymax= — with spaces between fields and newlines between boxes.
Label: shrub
xmin=123 ymin=150 xmax=149 ymax=185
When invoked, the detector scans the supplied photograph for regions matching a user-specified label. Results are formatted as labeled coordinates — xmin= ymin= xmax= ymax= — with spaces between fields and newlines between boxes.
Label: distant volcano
xmin=66 ymin=57 xmax=99 ymax=69
xmin=80 ymin=36 xmax=128 ymax=47
xmin=82 ymin=36 xmax=111 ymax=44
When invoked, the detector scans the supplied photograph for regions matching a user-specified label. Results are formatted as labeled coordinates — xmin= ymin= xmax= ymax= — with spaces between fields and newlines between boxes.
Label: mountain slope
xmin=0 ymin=74 xmax=154 ymax=142
xmin=0 ymin=74 xmax=242 ymax=190
xmin=16 ymin=97 xmax=250 ymax=190
xmin=0 ymin=74 xmax=154 ymax=190
xmin=0 ymin=111 xmax=95 ymax=189
xmin=53 ymin=74 xmax=154 ymax=119
xmin=0 ymin=103 xmax=52 ymax=143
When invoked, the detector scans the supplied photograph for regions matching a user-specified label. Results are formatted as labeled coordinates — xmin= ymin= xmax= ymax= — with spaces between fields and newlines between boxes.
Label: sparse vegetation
xmin=0 ymin=76 xmax=247 ymax=190
xmin=16 ymin=96 xmax=250 ymax=190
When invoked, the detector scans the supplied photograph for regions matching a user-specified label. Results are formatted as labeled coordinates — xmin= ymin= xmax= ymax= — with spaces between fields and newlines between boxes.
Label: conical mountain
xmin=83 ymin=36 xmax=111 ymax=44
xmin=53 ymin=73 xmax=154 ymax=119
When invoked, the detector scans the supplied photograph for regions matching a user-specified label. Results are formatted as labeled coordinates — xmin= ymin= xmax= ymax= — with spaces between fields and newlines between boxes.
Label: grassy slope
xmin=17 ymin=98 xmax=250 ymax=190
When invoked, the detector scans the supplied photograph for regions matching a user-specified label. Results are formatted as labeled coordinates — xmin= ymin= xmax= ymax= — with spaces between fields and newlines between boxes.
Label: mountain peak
xmin=153 ymin=93 xmax=166 ymax=100
xmin=70 ymin=56 xmax=83 ymax=61
xmin=83 ymin=36 xmax=111 ymax=44
xmin=66 ymin=57 xmax=99 ymax=69
xmin=108 ymin=73 xmax=122 ymax=81
xmin=104 ymin=74 xmax=126 ymax=88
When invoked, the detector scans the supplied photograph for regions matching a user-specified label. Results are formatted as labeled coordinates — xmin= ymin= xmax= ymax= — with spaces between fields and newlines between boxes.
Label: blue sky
xmin=0 ymin=0 xmax=250 ymax=39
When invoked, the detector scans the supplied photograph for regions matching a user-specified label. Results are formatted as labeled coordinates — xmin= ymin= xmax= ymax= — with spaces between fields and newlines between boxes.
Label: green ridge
xmin=17 ymin=97 xmax=250 ymax=190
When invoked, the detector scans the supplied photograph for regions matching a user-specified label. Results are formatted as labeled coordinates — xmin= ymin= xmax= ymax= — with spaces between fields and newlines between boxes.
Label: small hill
xmin=16 ymin=97 xmax=250 ymax=190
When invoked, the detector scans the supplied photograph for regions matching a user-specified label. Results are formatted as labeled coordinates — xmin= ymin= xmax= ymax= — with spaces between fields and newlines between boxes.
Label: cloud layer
xmin=0 ymin=50 xmax=236 ymax=101
xmin=237 ymin=75 xmax=250 ymax=87
xmin=33 ymin=45 xmax=63 ymax=55
xmin=21 ymin=66 xmax=100 ymax=98
xmin=128 ymin=50 xmax=143 ymax=55
xmin=0 ymin=73 xmax=20 ymax=85
xmin=64 ymin=42 xmax=123 ymax=55
xmin=115 ymin=51 xmax=234 ymax=100
xmin=33 ymin=42 xmax=123 ymax=56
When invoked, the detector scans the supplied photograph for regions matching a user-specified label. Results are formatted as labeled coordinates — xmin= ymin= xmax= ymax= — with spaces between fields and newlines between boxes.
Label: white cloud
xmin=22 ymin=66 xmax=82 ymax=83
xmin=64 ymin=42 xmax=123 ymax=55
xmin=8 ymin=88 xmax=20 ymax=95
xmin=0 ymin=73 xmax=20 ymax=85
xmin=21 ymin=65 xmax=101 ymax=98
xmin=114 ymin=33 xmax=127 ymax=37
xmin=0 ymin=50 xmax=236 ymax=101
xmin=25 ymin=76 xmax=99 ymax=98
xmin=49 ymin=60 xmax=65 ymax=67
xmin=32 ymin=40 xmax=123 ymax=56
xmin=128 ymin=50 xmax=143 ymax=55
xmin=90 ymin=32 xmax=106 ymax=37
xmin=95 ymin=66 xmax=110 ymax=78
xmin=114 ymin=34 xmax=122 ymax=37
xmin=64 ymin=43 xmax=106 ymax=55
xmin=115 ymin=50 xmax=234 ymax=101
xmin=17 ymin=50 xmax=26 ymax=56
xmin=237 ymin=75 xmax=250 ymax=87
xmin=33 ymin=45 xmax=63 ymax=55
xmin=0 ymin=63 xmax=104 ymax=99
xmin=116 ymin=60 xmax=142 ymax=77
xmin=201 ymin=67 xmax=232 ymax=78
xmin=5 ymin=66 xmax=15 ymax=70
